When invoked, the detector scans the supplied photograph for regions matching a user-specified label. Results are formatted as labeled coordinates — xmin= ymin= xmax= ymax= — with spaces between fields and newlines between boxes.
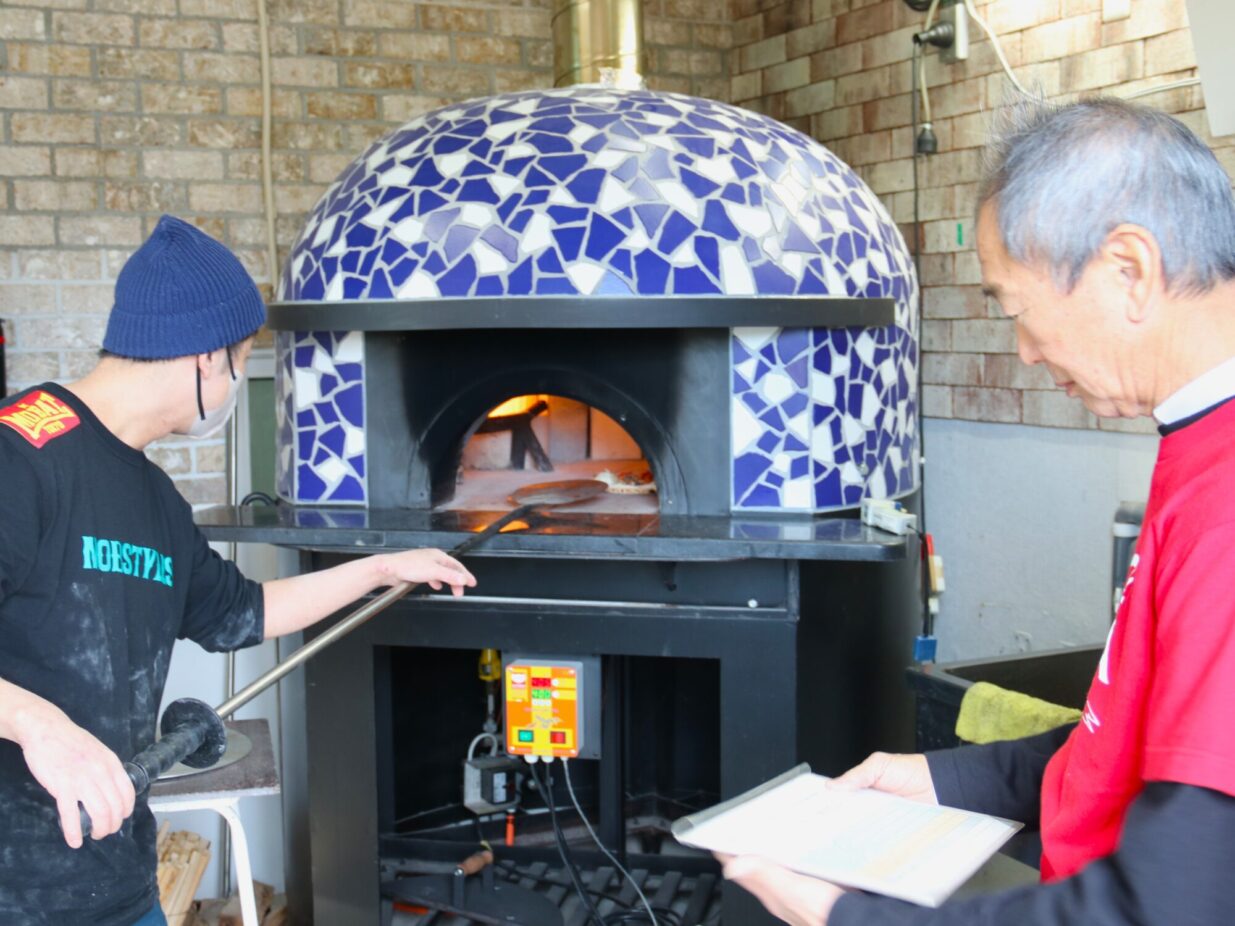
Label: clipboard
xmin=672 ymin=763 xmax=813 ymax=841
xmin=672 ymin=764 xmax=1022 ymax=907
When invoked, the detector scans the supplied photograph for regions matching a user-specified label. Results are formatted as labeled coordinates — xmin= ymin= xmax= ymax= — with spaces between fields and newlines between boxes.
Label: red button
xmin=550 ymin=731 xmax=566 ymax=744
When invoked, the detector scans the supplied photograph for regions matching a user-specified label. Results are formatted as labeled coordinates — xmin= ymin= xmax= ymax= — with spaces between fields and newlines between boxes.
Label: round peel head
xmin=508 ymin=479 xmax=607 ymax=508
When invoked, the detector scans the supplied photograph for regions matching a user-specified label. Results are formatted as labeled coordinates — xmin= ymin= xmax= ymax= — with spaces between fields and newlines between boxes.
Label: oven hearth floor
xmin=445 ymin=459 xmax=657 ymax=516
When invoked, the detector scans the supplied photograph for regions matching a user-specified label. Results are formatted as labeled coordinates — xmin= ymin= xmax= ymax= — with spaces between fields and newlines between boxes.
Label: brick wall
xmin=731 ymin=0 xmax=1211 ymax=435
xmin=0 ymin=0 xmax=732 ymax=502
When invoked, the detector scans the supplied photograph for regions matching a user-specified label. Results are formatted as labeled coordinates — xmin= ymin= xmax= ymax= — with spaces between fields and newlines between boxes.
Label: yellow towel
xmin=955 ymin=681 xmax=1083 ymax=745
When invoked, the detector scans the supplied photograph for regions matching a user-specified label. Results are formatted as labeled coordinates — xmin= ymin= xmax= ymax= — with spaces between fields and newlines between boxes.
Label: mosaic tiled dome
xmin=280 ymin=87 xmax=916 ymax=306
xmin=275 ymin=87 xmax=919 ymax=510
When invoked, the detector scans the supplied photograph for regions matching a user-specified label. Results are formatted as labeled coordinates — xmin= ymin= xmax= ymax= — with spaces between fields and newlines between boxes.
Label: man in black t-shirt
xmin=0 ymin=216 xmax=476 ymax=926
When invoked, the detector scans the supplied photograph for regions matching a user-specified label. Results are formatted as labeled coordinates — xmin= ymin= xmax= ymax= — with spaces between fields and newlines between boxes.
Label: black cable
xmin=563 ymin=761 xmax=659 ymax=926
xmin=623 ymin=790 xmax=713 ymax=814
xmin=603 ymin=912 xmax=681 ymax=926
xmin=495 ymin=859 xmax=629 ymax=907
xmin=494 ymin=860 xmax=685 ymax=926
xmin=911 ymin=40 xmax=922 ymax=301
xmin=910 ymin=39 xmax=934 ymax=640
xmin=533 ymin=762 xmax=604 ymax=926
xmin=240 ymin=490 xmax=277 ymax=506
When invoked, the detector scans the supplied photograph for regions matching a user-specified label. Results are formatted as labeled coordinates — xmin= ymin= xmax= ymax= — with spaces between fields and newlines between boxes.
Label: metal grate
xmin=390 ymin=861 xmax=721 ymax=926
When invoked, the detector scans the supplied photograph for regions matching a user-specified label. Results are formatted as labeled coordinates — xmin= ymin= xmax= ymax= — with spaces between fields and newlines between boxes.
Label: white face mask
xmin=187 ymin=374 xmax=241 ymax=440
xmin=186 ymin=350 xmax=242 ymax=440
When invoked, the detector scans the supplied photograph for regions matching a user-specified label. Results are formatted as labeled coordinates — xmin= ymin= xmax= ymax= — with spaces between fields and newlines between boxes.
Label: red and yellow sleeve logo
xmin=0 ymin=391 xmax=81 ymax=448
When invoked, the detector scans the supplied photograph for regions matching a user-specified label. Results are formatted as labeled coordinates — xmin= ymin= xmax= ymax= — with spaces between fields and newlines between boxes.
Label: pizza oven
xmin=269 ymin=86 xmax=919 ymax=517
xmin=201 ymin=3 xmax=923 ymax=923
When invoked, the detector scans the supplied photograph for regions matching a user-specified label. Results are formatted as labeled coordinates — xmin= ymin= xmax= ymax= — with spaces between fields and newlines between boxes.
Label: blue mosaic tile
xmin=275 ymin=331 xmax=295 ymax=502
xmin=275 ymin=330 xmax=369 ymax=506
xmin=280 ymin=88 xmax=913 ymax=312
xmin=732 ymin=323 xmax=917 ymax=510
xmin=275 ymin=86 xmax=918 ymax=513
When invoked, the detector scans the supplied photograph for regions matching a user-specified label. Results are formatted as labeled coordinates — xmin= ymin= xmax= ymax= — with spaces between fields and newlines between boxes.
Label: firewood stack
xmin=155 ymin=823 xmax=211 ymax=926
xmin=192 ymin=882 xmax=287 ymax=925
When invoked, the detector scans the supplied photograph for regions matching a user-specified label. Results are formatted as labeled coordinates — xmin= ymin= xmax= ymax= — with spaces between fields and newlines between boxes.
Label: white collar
xmin=1154 ymin=355 xmax=1235 ymax=426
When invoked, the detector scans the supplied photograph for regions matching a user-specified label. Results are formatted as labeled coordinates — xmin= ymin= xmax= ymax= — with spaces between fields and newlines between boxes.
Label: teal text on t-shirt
xmin=81 ymin=535 xmax=174 ymax=587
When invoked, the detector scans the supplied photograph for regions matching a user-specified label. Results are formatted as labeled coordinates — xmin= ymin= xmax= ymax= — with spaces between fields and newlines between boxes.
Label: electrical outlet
xmin=941 ymin=2 xmax=969 ymax=64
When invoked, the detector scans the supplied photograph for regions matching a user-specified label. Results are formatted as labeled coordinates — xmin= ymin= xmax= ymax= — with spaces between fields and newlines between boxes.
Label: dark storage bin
xmin=911 ymin=502 xmax=1139 ymax=752
xmin=907 ymin=646 xmax=1103 ymax=867
xmin=906 ymin=646 xmax=1103 ymax=751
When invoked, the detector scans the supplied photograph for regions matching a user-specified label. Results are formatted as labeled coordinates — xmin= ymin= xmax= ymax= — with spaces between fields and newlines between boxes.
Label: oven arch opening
xmin=446 ymin=393 xmax=652 ymax=514
xmin=418 ymin=371 xmax=689 ymax=514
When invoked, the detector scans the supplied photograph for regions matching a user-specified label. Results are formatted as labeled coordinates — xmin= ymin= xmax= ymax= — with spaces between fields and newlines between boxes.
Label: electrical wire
xmin=240 ymin=490 xmax=277 ymax=506
xmin=1122 ymin=77 xmax=1201 ymax=101
xmin=468 ymin=731 xmax=500 ymax=759
xmin=916 ymin=0 xmax=941 ymax=126
xmin=491 ymin=859 xmax=681 ymax=923
xmin=604 ymin=913 xmax=680 ymax=926
xmin=389 ymin=799 xmax=473 ymax=829
xmin=563 ymin=760 xmax=659 ymax=926
xmin=232 ymin=0 xmax=278 ymax=901
xmin=494 ymin=861 xmax=685 ymax=926
xmin=533 ymin=761 xmax=605 ymax=926
xmin=256 ymin=0 xmax=279 ymax=287
xmin=910 ymin=36 xmax=932 ymax=641
xmin=494 ymin=859 xmax=626 ymax=906
xmin=960 ymin=1 xmax=1188 ymax=103
xmin=622 ymin=789 xmax=713 ymax=814
xmin=963 ymin=0 xmax=1029 ymax=95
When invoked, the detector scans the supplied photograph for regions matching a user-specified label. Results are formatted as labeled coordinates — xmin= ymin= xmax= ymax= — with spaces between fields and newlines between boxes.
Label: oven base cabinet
xmin=287 ymin=549 xmax=920 ymax=925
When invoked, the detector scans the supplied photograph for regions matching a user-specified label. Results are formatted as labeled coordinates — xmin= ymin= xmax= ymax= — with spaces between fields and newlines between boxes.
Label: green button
xmin=518 ymin=730 xmax=534 ymax=743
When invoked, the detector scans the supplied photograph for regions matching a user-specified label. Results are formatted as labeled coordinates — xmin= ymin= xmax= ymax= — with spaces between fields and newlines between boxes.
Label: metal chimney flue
xmin=552 ymin=0 xmax=645 ymax=89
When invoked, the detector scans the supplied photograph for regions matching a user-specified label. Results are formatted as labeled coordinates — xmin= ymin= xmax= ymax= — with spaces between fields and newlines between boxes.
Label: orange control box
xmin=504 ymin=659 xmax=586 ymax=759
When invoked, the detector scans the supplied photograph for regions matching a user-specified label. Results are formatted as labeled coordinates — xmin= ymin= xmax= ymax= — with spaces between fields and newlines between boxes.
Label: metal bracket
xmin=941 ymin=2 xmax=970 ymax=63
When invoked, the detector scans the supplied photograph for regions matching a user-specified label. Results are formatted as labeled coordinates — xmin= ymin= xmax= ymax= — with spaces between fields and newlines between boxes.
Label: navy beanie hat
xmin=103 ymin=215 xmax=266 ymax=360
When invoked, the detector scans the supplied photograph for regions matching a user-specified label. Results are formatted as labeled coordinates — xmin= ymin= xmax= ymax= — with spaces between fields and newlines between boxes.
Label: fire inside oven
xmin=450 ymin=394 xmax=655 ymax=515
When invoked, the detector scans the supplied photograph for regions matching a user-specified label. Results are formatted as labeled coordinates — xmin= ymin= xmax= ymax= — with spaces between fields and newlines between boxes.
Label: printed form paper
xmin=673 ymin=767 xmax=1022 ymax=907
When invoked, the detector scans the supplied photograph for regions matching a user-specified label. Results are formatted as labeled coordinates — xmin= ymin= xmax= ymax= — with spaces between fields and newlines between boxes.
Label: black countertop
xmin=196 ymin=503 xmax=909 ymax=562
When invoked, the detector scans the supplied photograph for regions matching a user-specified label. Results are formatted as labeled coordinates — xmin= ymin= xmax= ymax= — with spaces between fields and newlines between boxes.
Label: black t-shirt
xmin=0 ymin=383 xmax=264 ymax=926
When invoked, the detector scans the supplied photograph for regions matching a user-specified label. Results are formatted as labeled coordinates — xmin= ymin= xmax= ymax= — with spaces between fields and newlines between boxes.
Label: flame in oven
xmin=487 ymin=395 xmax=548 ymax=419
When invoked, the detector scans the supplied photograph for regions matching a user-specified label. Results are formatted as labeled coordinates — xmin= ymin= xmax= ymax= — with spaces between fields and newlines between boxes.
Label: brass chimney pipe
xmin=552 ymin=0 xmax=646 ymax=89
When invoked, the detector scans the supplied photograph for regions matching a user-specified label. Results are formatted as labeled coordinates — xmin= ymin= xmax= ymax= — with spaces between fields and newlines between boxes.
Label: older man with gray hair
xmin=724 ymin=97 xmax=1235 ymax=924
